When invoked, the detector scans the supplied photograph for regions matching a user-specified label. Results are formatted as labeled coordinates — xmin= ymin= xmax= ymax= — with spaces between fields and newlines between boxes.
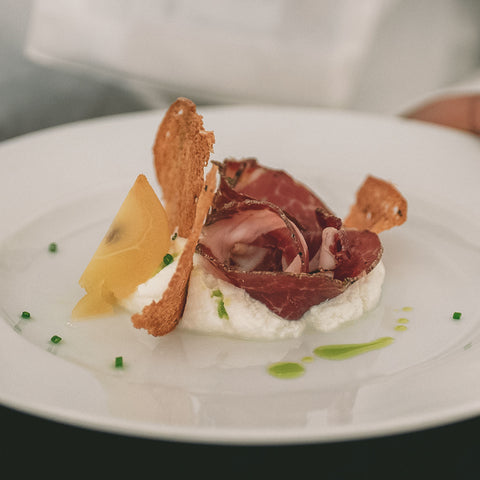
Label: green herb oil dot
xmin=268 ymin=362 xmax=305 ymax=379
xmin=50 ymin=335 xmax=62 ymax=344
xmin=21 ymin=311 xmax=31 ymax=319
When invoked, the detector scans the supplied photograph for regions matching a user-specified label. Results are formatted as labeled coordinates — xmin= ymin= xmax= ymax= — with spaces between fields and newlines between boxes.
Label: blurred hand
xmin=403 ymin=95 xmax=480 ymax=135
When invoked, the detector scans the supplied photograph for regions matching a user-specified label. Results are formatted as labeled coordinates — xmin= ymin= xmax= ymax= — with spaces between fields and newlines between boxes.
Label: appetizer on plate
xmin=73 ymin=98 xmax=407 ymax=339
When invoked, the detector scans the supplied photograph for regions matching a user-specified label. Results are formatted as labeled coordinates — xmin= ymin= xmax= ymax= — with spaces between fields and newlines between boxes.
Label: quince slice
xmin=72 ymin=174 xmax=170 ymax=318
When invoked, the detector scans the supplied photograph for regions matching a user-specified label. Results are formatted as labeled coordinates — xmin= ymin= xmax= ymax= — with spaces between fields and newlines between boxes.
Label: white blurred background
xmin=1 ymin=0 xmax=147 ymax=140
xmin=3 ymin=0 xmax=480 ymax=140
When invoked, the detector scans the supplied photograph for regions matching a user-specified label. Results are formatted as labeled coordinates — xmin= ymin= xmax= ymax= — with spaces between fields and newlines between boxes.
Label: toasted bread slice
xmin=153 ymin=97 xmax=215 ymax=237
xmin=344 ymin=175 xmax=407 ymax=233
xmin=132 ymin=165 xmax=218 ymax=336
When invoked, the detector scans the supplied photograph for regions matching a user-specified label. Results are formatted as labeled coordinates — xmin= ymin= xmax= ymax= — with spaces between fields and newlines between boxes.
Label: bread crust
xmin=344 ymin=175 xmax=407 ymax=233
xmin=132 ymin=165 xmax=218 ymax=336
xmin=153 ymin=97 xmax=215 ymax=237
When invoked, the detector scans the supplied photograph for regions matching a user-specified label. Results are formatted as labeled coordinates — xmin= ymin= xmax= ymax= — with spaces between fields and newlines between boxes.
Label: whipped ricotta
xmin=120 ymin=237 xmax=385 ymax=340
xmin=119 ymin=236 xmax=186 ymax=314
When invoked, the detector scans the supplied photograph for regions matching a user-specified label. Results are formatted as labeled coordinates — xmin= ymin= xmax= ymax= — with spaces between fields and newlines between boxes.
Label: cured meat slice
xmin=201 ymin=199 xmax=309 ymax=274
xmin=318 ymin=227 xmax=383 ymax=281
xmin=198 ymin=225 xmax=382 ymax=319
xmin=218 ymin=159 xmax=330 ymax=269
xmin=197 ymin=159 xmax=384 ymax=320
xmin=221 ymin=159 xmax=331 ymax=218
xmin=315 ymin=207 xmax=342 ymax=230
xmin=197 ymin=245 xmax=349 ymax=320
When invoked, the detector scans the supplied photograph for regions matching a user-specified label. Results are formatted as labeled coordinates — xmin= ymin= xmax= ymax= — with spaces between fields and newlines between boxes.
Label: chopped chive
xmin=115 ymin=356 xmax=124 ymax=368
xmin=21 ymin=311 xmax=31 ymax=319
xmin=171 ymin=232 xmax=178 ymax=241
xmin=50 ymin=335 xmax=62 ymax=344
xmin=211 ymin=289 xmax=229 ymax=319
xmin=452 ymin=312 xmax=462 ymax=320
xmin=217 ymin=299 xmax=229 ymax=320
xmin=48 ymin=242 xmax=58 ymax=253
xmin=162 ymin=253 xmax=174 ymax=266
xmin=154 ymin=253 xmax=176 ymax=274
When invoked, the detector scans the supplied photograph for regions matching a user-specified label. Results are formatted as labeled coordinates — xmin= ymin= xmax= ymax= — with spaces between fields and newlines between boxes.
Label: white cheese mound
xmin=181 ymin=256 xmax=306 ymax=339
xmin=119 ymin=259 xmax=178 ymax=315
xmin=120 ymin=236 xmax=385 ymax=340
xmin=181 ymin=257 xmax=384 ymax=338
xmin=119 ymin=237 xmax=186 ymax=314
xmin=301 ymin=260 xmax=385 ymax=332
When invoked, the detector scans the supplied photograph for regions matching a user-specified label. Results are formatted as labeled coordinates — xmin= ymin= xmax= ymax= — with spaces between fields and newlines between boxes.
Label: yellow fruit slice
xmin=72 ymin=174 xmax=170 ymax=318
xmin=72 ymin=290 xmax=115 ymax=317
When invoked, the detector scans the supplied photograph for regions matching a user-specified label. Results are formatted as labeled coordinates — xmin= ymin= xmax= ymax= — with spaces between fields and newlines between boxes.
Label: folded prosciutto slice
xmin=197 ymin=159 xmax=383 ymax=320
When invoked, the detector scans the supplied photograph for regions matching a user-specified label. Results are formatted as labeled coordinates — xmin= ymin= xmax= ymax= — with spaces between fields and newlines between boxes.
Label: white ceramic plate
xmin=0 ymin=106 xmax=479 ymax=445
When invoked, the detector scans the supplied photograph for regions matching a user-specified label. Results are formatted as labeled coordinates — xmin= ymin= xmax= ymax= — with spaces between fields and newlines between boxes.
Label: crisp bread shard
xmin=131 ymin=166 xmax=218 ymax=336
xmin=344 ymin=175 xmax=407 ymax=233
xmin=153 ymin=97 xmax=215 ymax=237
xmin=131 ymin=98 xmax=217 ymax=336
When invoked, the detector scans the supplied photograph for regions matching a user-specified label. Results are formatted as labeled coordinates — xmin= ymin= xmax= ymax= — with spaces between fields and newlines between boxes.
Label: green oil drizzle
xmin=313 ymin=336 xmax=394 ymax=360
xmin=268 ymin=362 xmax=305 ymax=379
xmin=268 ymin=306 xmax=413 ymax=378
xmin=395 ymin=317 xmax=409 ymax=332
xmin=267 ymin=336 xmax=395 ymax=379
